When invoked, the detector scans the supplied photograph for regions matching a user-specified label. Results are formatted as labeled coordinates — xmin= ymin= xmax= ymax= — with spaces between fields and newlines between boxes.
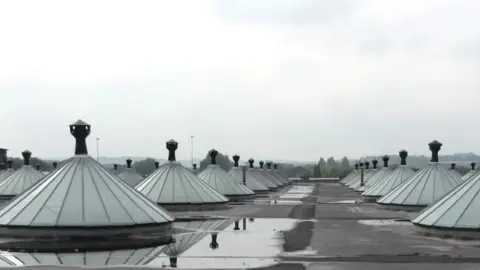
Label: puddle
xmin=253 ymin=200 xmax=302 ymax=205
xmin=328 ymin=200 xmax=362 ymax=204
xmin=358 ymin=219 xmax=411 ymax=226
xmin=280 ymin=194 xmax=309 ymax=199
xmin=280 ymin=246 xmax=317 ymax=257
xmin=286 ymin=188 xmax=314 ymax=194
xmin=0 ymin=218 xmax=299 ymax=269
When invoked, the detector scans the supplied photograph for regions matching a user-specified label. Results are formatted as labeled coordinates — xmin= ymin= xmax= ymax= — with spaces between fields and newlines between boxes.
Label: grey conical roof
xmin=344 ymin=164 xmax=369 ymax=187
xmin=0 ymin=246 xmax=168 ymax=267
xmin=0 ymin=164 xmax=44 ymax=198
xmin=354 ymin=167 xmax=391 ymax=192
xmin=447 ymin=166 xmax=462 ymax=180
xmin=249 ymin=168 xmax=277 ymax=189
xmin=377 ymin=163 xmax=463 ymax=207
xmin=228 ymin=167 xmax=269 ymax=192
xmin=257 ymin=163 xmax=284 ymax=187
xmin=118 ymin=169 xmax=144 ymax=187
xmin=135 ymin=140 xmax=228 ymax=206
xmin=340 ymin=169 xmax=358 ymax=185
xmin=118 ymin=160 xmax=144 ymax=188
xmin=0 ymin=169 xmax=15 ymax=184
xmin=163 ymin=219 xmax=232 ymax=257
xmin=348 ymin=169 xmax=377 ymax=190
xmin=0 ymin=120 xmax=173 ymax=237
xmin=259 ymin=169 xmax=284 ymax=187
xmin=462 ymin=169 xmax=478 ymax=182
xmin=271 ymin=168 xmax=290 ymax=184
xmin=412 ymin=171 xmax=480 ymax=230
xmin=197 ymin=165 xmax=254 ymax=197
xmin=362 ymin=165 xmax=416 ymax=197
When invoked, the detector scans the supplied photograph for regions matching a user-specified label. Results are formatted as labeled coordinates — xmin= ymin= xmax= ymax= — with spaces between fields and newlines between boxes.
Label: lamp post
xmin=96 ymin=137 xmax=100 ymax=162
xmin=360 ymin=161 xmax=365 ymax=186
xmin=190 ymin=136 xmax=195 ymax=168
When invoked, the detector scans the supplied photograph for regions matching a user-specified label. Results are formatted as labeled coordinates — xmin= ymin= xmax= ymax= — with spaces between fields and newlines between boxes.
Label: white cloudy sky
xmin=0 ymin=0 xmax=479 ymax=162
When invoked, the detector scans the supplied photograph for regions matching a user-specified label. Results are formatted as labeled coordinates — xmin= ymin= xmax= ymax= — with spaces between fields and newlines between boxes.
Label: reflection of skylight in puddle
xmin=253 ymin=200 xmax=302 ymax=205
xmin=358 ymin=219 xmax=411 ymax=226
xmin=150 ymin=218 xmax=298 ymax=269
xmin=328 ymin=200 xmax=362 ymax=204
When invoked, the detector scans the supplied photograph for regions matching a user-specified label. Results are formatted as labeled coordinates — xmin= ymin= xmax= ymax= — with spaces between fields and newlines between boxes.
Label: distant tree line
xmin=6 ymin=150 xmax=474 ymax=180
xmin=309 ymin=157 xmax=353 ymax=178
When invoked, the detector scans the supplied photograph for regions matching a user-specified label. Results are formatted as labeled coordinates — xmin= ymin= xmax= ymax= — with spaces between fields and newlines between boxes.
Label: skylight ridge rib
xmin=157 ymin=166 xmax=172 ymax=203
xmin=422 ymin=181 xmax=465 ymax=225
xmin=80 ymin=159 xmax=86 ymax=225
xmin=438 ymin=167 xmax=448 ymax=202
xmin=54 ymin=158 xmax=82 ymax=226
xmin=183 ymin=170 xmax=199 ymax=202
xmin=87 ymin=159 xmax=114 ymax=225
xmin=402 ymin=168 xmax=427 ymax=205
xmin=192 ymin=172 xmax=218 ymax=201
xmin=193 ymin=167 xmax=227 ymax=199
xmin=90 ymin=161 xmax=136 ymax=224
xmin=418 ymin=166 xmax=434 ymax=205
xmin=452 ymin=181 xmax=480 ymax=227
xmin=109 ymin=172 xmax=160 ymax=222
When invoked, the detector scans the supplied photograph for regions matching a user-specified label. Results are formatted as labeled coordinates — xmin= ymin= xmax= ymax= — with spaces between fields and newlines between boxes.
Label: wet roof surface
xmin=0 ymin=182 xmax=479 ymax=269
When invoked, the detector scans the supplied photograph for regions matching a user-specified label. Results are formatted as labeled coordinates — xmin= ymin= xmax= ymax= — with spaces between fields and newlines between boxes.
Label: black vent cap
xmin=209 ymin=149 xmax=218 ymax=165
xmin=248 ymin=158 xmax=254 ymax=169
xmin=428 ymin=140 xmax=442 ymax=162
xmin=232 ymin=155 xmax=240 ymax=167
xmin=166 ymin=139 xmax=178 ymax=161
xmin=22 ymin=150 xmax=32 ymax=165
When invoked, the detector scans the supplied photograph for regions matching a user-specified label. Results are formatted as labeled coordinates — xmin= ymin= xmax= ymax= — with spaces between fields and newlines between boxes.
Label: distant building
xmin=0 ymin=148 xmax=7 ymax=170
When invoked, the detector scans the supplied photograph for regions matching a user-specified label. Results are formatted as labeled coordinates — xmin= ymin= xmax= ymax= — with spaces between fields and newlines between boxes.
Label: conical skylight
xmin=228 ymin=155 xmax=269 ymax=193
xmin=412 ymin=168 xmax=480 ymax=231
xmin=197 ymin=150 xmax=254 ymax=198
xmin=0 ymin=120 xmax=174 ymax=238
xmin=340 ymin=164 xmax=359 ymax=185
xmin=271 ymin=163 xmax=291 ymax=185
xmin=378 ymin=141 xmax=463 ymax=209
xmin=246 ymin=159 xmax=278 ymax=190
xmin=257 ymin=161 xmax=284 ymax=187
xmin=447 ymin=163 xmax=463 ymax=180
xmin=117 ymin=159 xmax=144 ymax=187
xmin=135 ymin=140 xmax=229 ymax=210
xmin=348 ymin=161 xmax=378 ymax=190
xmin=0 ymin=160 xmax=15 ymax=184
xmin=0 ymin=246 xmax=168 ymax=267
xmin=362 ymin=150 xmax=416 ymax=199
xmin=0 ymin=151 xmax=45 ymax=199
xmin=461 ymin=162 xmax=477 ymax=181
xmin=344 ymin=163 xmax=365 ymax=187
xmin=355 ymin=156 xmax=392 ymax=192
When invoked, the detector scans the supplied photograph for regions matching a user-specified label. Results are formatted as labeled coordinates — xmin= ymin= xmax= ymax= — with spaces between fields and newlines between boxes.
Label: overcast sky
xmin=0 ymin=0 xmax=479 ymax=162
